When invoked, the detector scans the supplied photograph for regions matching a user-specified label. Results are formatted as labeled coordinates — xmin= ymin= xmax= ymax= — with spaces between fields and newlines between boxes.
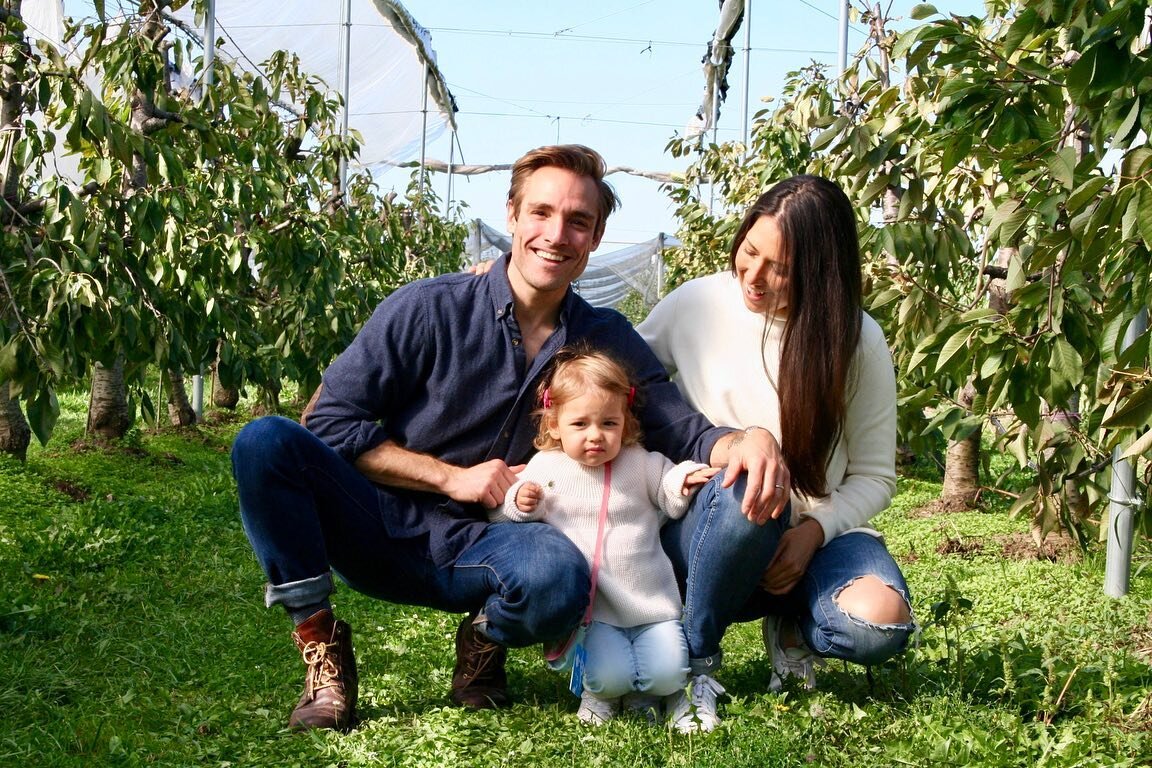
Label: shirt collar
xmin=488 ymin=252 xmax=576 ymax=326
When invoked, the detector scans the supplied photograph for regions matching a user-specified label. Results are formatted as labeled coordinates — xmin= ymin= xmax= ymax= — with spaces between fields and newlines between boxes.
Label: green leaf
xmin=1120 ymin=429 xmax=1152 ymax=461
xmin=1047 ymin=147 xmax=1076 ymax=191
xmin=1112 ymin=98 xmax=1141 ymax=146
xmin=813 ymin=116 xmax=850 ymax=151
xmin=1120 ymin=148 xmax=1152 ymax=183
xmin=0 ymin=338 xmax=18 ymax=379
xmin=1138 ymin=186 xmax=1152 ymax=250
xmin=988 ymin=198 xmax=1027 ymax=246
xmin=27 ymin=388 xmax=60 ymax=447
xmin=935 ymin=326 xmax=972 ymax=374
xmin=910 ymin=4 xmax=940 ymax=20
xmin=1049 ymin=336 xmax=1083 ymax=392
xmin=1065 ymin=176 xmax=1109 ymax=214
xmin=1102 ymin=382 xmax=1152 ymax=429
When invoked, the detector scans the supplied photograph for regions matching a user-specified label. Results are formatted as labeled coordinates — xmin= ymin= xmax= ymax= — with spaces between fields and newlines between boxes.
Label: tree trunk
xmin=87 ymin=358 xmax=132 ymax=439
xmin=940 ymin=381 xmax=981 ymax=510
xmin=251 ymin=382 xmax=280 ymax=416
xmin=166 ymin=367 xmax=196 ymax=426
xmin=0 ymin=379 xmax=30 ymax=460
xmin=213 ymin=381 xmax=239 ymax=410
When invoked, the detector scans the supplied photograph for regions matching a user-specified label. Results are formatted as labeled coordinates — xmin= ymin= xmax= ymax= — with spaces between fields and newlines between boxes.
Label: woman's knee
xmin=835 ymin=575 xmax=912 ymax=625
xmin=825 ymin=575 xmax=915 ymax=664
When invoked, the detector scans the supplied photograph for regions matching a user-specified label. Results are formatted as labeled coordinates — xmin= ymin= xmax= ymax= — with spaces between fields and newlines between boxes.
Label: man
xmin=231 ymin=145 xmax=789 ymax=732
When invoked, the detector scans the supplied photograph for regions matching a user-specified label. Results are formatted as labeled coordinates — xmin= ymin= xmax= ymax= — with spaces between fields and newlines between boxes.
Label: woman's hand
xmin=466 ymin=259 xmax=496 ymax=275
xmin=760 ymin=517 xmax=824 ymax=594
xmin=715 ymin=426 xmax=791 ymax=524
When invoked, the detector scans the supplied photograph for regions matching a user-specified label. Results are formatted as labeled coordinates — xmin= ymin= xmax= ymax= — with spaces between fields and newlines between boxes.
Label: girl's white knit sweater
xmin=491 ymin=445 xmax=707 ymax=628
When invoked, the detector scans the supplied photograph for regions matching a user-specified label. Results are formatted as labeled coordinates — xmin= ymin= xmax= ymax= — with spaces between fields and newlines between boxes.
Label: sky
xmin=50 ymin=0 xmax=985 ymax=251
xmin=395 ymin=1 xmax=984 ymax=250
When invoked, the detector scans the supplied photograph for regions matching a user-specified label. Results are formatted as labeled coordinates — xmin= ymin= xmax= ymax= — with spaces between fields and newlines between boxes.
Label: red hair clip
xmin=542 ymin=388 xmax=553 ymax=409
xmin=627 ymin=386 xmax=635 ymax=406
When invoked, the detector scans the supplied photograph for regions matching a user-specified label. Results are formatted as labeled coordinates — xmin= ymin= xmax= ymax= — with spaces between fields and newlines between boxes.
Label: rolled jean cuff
xmin=264 ymin=571 xmax=333 ymax=609
xmin=689 ymin=650 xmax=723 ymax=677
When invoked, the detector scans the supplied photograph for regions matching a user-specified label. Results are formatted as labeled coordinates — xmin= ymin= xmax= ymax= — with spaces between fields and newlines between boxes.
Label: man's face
xmin=506 ymin=166 xmax=604 ymax=303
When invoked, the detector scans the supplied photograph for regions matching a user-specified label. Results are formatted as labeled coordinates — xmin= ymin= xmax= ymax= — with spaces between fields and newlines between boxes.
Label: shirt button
xmin=512 ymin=338 xmax=521 ymax=346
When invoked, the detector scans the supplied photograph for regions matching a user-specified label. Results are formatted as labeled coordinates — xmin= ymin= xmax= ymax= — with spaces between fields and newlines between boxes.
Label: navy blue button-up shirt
xmin=306 ymin=256 xmax=729 ymax=565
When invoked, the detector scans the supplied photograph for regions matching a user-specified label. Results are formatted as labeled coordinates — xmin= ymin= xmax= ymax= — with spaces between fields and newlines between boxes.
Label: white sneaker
xmin=761 ymin=615 xmax=823 ymax=691
xmin=667 ymin=674 xmax=726 ymax=734
xmin=622 ymin=692 xmax=663 ymax=725
xmin=576 ymin=691 xmax=619 ymax=725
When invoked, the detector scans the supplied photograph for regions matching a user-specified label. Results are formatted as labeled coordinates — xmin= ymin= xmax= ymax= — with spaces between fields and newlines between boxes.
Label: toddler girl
xmin=491 ymin=346 xmax=717 ymax=725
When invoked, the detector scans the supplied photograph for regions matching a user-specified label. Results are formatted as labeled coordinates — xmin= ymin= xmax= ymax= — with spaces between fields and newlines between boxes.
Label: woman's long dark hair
xmin=728 ymin=175 xmax=862 ymax=499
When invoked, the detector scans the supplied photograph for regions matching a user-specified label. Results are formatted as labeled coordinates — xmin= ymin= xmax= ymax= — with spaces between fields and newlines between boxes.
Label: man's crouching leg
xmin=448 ymin=521 xmax=591 ymax=709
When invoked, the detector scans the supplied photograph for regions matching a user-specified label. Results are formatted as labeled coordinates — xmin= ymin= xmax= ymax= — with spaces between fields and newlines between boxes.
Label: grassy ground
xmin=1 ymin=394 xmax=1150 ymax=767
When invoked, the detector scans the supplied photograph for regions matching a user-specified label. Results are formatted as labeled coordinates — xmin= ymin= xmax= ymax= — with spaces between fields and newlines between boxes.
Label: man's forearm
xmin=354 ymin=439 xmax=456 ymax=494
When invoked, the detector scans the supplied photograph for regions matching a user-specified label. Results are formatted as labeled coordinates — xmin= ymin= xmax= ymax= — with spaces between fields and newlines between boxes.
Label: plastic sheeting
xmin=463 ymin=221 xmax=677 ymax=310
xmin=169 ymin=0 xmax=456 ymax=172
xmin=23 ymin=0 xmax=454 ymax=175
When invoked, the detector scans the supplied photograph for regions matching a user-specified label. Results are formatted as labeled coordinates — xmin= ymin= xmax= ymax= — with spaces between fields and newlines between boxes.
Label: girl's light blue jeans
xmin=581 ymin=619 xmax=689 ymax=698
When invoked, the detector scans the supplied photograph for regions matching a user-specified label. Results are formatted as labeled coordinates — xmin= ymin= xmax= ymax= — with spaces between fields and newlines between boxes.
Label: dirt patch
xmin=936 ymin=537 xmax=984 ymax=557
xmin=51 ymin=479 xmax=91 ymax=502
xmin=909 ymin=497 xmax=980 ymax=517
xmin=997 ymin=532 xmax=1081 ymax=563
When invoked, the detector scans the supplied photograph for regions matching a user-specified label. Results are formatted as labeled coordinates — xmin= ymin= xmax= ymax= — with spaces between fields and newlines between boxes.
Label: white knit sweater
xmin=490 ymin=445 xmax=707 ymax=628
xmin=637 ymin=271 xmax=898 ymax=545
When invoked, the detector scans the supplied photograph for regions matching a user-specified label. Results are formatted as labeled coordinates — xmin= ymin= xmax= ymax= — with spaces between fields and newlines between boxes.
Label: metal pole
xmin=837 ymin=0 xmax=850 ymax=76
xmin=192 ymin=374 xmax=203 ymax=422
xmin=418 ymin=62 xmax=429 ymax=200
xmin=338 ymin=0 xmax=353 ymax=198
xmin=204 ymin=0 xmax=215 ymax=89
xmin=1105 ymin=307 xmax=1148 ymax=597
xmin=446 ymin=130 xmax=456 ymax=213
xmin=740 ymin=0 xmax=751 ymax=150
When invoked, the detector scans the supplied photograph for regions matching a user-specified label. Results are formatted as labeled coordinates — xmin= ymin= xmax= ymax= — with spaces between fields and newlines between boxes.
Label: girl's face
xmin=548 ymin=387 xmax=626 ymax=468
xmin=734 ymin=215 xmax=790 ymax=316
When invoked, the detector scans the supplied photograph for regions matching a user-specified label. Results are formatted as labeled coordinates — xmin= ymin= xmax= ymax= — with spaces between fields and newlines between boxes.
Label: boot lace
xmin=460 ymin=636 xmax=502 ymax=682
xmin=300 ymin=640 xmax=340 ymax=694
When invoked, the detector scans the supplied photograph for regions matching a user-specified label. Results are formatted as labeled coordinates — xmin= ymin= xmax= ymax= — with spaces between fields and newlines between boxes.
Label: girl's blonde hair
xmin=533 ymin=345 xmax=643 ymax=451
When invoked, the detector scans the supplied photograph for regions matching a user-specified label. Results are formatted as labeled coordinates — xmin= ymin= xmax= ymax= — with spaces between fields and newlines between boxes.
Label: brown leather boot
xmin=450 ymin=613 xmax=510 ymax=709
xmin=289 ymin=609 xmax=358 ymax=731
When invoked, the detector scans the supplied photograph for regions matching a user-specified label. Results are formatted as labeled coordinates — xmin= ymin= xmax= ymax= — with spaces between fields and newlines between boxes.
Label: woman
xmin=639 ymin=175 xmax=915 ymax=716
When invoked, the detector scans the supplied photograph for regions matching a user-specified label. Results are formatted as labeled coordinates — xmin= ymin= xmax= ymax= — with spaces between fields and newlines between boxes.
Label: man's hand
xmin=515 ymin=481 xmax=544 ymax=513
xmin=759 ymin=517 xmax=824 ymax=594
xmin=715 ymin=427 xmax=790 ymax=524
xmin=444 ymin=459 xmax=525 ymax=508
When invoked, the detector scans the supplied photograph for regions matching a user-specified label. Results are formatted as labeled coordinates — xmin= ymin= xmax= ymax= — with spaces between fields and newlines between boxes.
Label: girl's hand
xmin=759 ymin=518 xmax=824 ymax=594
xmin=682 ymin=466 xmax=721 ymax=495
xmin=515 ymin=481 xmax=544 ymax=513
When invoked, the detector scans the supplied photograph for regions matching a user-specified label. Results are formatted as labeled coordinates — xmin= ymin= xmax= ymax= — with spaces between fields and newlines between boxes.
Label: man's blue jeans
xmin=662 ymin=474 xmax=914 ymax=673
xmin=231 ymin=416 xmax=590 ymax=648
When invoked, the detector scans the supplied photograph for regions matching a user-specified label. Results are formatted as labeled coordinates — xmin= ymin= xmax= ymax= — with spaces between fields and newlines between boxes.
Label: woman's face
xmin=734 ymin=215 xmax=790 ymax=315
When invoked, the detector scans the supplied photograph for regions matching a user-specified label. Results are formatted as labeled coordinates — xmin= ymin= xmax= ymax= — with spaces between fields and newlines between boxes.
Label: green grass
xmin=1 ymin=398 xmax=1150 ymax=767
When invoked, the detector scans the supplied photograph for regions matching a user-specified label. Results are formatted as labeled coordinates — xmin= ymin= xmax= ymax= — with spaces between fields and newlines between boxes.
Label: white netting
xmin=463 ymin=221 xmax=676 ymax=310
